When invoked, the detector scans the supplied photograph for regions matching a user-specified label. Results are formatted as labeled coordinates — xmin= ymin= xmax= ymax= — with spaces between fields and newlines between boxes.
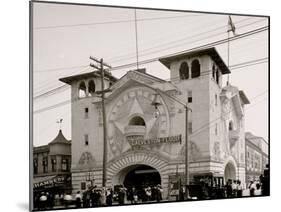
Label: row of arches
xmin=78 ymin=80 xmax=96 ymax=98
xmin=179 ymin=59 xmax=200 ymax=80
xmin=179 ymin=60 xmax=221 ymax=85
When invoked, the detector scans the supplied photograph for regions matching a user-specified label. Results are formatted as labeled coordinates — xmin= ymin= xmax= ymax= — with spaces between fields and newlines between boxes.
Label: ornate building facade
xmin=245 ymin=132 xmax=268 ymax=185
xmin=60 ymin=47 xmax=250 ymax=199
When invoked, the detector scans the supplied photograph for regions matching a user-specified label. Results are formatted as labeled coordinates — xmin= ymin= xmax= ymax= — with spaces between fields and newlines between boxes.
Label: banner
xmin=127 ymin=134 xmax=182 ymax=146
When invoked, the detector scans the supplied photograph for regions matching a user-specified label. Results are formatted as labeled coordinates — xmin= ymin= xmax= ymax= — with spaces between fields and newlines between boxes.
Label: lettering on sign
xmin=127 ymin=135 xmax=182 ymax=146
xmin=33 ymin=175 xmax=71 ymax=189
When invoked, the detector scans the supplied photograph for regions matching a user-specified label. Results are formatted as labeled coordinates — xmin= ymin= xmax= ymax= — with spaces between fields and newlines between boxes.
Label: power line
xmin=34 ymin=56 xmax=267 ymax=101
xmin=34 ymin=90 xmax=268 ymax=146
xmin=32 ymin=19 xmax=266 ymax=77
xmin=187 ymin=96 xmax=268 ymax=144
xmin=108 ymin=26 xmax=268 ymax=72
xmin=35 ymin=65 xmax=90 ymax=98
xmin=134 ymin=9 xmax=139 ymax=69
xmin=189 ymin=91 xmax=268 ymax=138
xmin=34 ymin=54 xmax=267 ymax=101
xmin=34 ymin=99 xmax=71 ymax=114
xmin=34 ymin=45 xmax=268 ymax=101
xmin=33 ymin=18 xmax=265 ymax=74
xmin=107 ymin=18 xmax=267 ymax=63
xmin=33 ymin=26 xmax=268 ymax=100
xmin=164 ymin=57 xmax=268 ymax=82
xmin=34 ymin=85 xmax=69 ymax=100
xmin=34 ymin=14 xmax=202 ymax=30
xmin=34 ymin=65 xmax=88 ymax=73
xmin=33 ymin=58 xmax=268 ymax=114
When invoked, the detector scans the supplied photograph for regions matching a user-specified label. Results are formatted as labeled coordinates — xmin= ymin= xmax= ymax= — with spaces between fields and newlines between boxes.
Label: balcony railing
xmin=124 ymin=125 xmax=146 ymax=137
xmin=124 ymin=125 xmax=146 ymax=148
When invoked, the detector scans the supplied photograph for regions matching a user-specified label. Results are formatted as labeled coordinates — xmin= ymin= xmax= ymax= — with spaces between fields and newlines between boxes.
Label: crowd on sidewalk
xmin=34 ymin=184 xmax=164 ymax=210
xmin=225 ymin=179 xmax=266 ymax=198
xmin=34 ymin=172 xmax=269 ymax=210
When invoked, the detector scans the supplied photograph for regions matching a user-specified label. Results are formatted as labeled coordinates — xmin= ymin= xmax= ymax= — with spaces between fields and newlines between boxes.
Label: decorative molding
xmin=107 ymin=151 xmax=168 ymax=180
xmin=78 ymin=152 xmax=96 ymax=167
xmin=212 ymin=142 xmax=221 ymax=161
xmin=179 ymin=141 xmax=202 ymax=162
xmin=107 ymin=88 xmax=171 ymax=158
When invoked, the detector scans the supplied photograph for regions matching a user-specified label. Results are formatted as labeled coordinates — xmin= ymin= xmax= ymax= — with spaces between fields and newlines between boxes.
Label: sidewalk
xmin=243 ymin=189 xmax=250 ymax=196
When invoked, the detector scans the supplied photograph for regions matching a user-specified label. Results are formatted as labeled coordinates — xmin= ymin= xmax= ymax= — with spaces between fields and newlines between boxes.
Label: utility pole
xmin=89 ymin=56 xmax=112 ymax=188
xmin=184 ymin=105 xmax=189 ymax=199
xmin=151 ymin=88 xmax=191 ymax=200
xmin=227 ymin=15 xmax=236 ymax=86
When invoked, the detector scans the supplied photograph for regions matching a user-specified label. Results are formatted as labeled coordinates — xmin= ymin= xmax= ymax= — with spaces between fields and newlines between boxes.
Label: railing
xmin=124 ymin=125 xmax=146 ymax=137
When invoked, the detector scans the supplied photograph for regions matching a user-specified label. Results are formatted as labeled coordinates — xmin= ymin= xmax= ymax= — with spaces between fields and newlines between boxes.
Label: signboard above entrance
xmin=127 ymin=134 xmax=182 ymax=146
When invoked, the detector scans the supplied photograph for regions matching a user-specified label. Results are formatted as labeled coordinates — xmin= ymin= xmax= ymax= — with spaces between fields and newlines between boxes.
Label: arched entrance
xmin=112 ymin=164 xmax=161 ymax=188
xmin=224 ymin=162 xmax=236 ymax=182
xmin=112 ymin=164 xmax=162 ymax=202
xmin=123 ymin=165 xmax=161 ymax=189
xmin=107 ymin=151 xmax=169 ymax=199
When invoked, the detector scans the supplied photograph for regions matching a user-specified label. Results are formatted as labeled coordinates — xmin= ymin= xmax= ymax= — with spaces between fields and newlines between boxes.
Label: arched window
xmin=88 ymin=80 xmax=95 ymax=96
xmin=216 ymin=68 xmax=219 ymax=84
xmin=179 ymin=62 xmax=189 ymax=80
xmin=229 ymin=121 xmax=234 ymax=131
xmin=129 ymin=116 xmax=146 ymax=126
xmin=78 ymin=81 xmax=86 ymax=98
xmin=191 ymin=59 xmax=200 ymax=78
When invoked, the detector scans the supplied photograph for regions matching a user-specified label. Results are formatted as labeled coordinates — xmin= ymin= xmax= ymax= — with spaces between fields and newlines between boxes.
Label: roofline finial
xmin=56 ymin=118 xmax=63 ymax=131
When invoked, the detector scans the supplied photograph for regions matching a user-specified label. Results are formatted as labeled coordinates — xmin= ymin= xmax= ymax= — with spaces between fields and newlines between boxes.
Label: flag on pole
xmin=228 ymin=15 xmax=236 ymax=36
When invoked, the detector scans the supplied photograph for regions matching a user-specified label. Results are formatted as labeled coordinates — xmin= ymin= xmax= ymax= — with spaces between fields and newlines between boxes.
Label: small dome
xmin=49 ymin=130 xmax=70 ymax=145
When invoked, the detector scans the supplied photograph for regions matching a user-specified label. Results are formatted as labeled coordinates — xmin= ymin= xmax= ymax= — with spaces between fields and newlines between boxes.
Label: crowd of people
xmin=34 ymin=172 xmax=269 ymax=210
xmin=186 ymin=175 xmax=269 ymax=200
xmin=34 ymin=184 xmax=163 ymax=209
xmin=225 ymin=179 xmax=244 ymax=198
xmin=225 ymin=177 xmax=268 ymax=198
xmin=128 ymin=184 xmax=163 ymax=203
xmin=34 ymin=191 xmax=74 ymax=210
